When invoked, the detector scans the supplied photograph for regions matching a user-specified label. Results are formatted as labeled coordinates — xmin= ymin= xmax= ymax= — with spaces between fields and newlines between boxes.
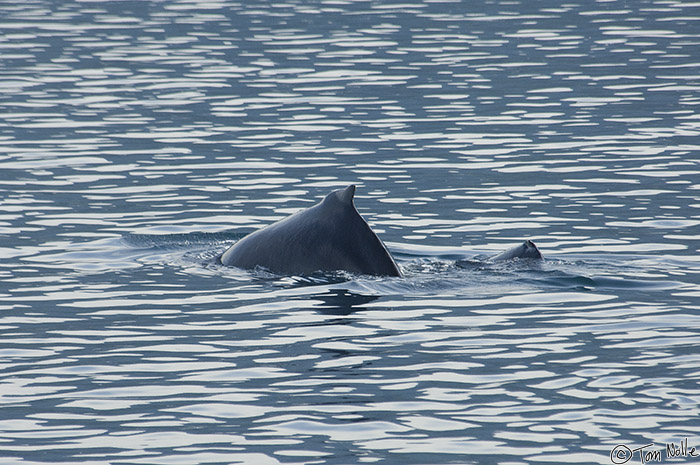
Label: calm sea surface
xmin=1 ymin=0 xmax=700 ymax=464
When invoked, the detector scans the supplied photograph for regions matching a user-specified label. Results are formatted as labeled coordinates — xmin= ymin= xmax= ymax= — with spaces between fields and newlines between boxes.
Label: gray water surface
xmin=1 ymin=0 xmax=700 ymax=464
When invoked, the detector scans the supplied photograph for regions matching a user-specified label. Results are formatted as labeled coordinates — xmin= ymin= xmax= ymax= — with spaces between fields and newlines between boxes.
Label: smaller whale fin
xmin=490 ymin=240 xmax=543 ymax=261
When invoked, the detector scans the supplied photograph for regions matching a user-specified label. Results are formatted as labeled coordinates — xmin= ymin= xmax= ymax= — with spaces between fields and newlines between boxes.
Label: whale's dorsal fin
xmin=334 ymin=184 xmax=356 ymax=206
xmin=337 ymin=184 xmax=356 ymax=205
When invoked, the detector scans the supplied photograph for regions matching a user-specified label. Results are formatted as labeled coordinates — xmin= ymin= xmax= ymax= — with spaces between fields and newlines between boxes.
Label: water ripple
xmin=1 ymin=0 xmax=699 ymax=464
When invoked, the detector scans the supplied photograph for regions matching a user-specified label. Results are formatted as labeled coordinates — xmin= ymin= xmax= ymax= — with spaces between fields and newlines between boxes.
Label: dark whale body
xmin=220 ymin=185 xmax=402 ymax=277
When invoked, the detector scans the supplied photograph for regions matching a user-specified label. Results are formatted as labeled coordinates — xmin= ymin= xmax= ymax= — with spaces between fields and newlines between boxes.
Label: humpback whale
xmin=220 ymin=185 xmax=544 ymax=277
xmin=219 ymin=185 xmax=402 ymax=277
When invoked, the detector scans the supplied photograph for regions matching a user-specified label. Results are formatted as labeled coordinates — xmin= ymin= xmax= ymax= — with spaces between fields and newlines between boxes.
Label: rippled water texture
xmin=1 ymin=0 xmax=699 ymax=464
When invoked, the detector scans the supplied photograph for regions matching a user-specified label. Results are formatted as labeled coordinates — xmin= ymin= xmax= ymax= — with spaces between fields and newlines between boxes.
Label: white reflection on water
xmin=1 ymin=0 xmax=700 ymax=464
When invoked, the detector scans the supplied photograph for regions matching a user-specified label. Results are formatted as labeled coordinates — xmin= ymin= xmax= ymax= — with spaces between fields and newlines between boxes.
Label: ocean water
xmin=1 ymin=0 xmax=699 ymax=464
